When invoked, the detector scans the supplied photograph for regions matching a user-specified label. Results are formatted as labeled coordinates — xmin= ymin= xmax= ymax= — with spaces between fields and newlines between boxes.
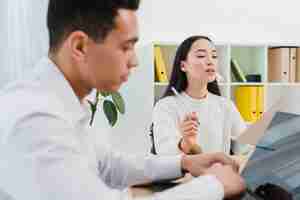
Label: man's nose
xmin=129 ymin=51 xmax=138 ymax=69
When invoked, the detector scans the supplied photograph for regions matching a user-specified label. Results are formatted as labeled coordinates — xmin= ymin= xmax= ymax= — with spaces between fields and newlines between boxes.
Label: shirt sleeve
xmin=152 ymin=99 xmax=183 ymax=155
xmin=4 ymin=111 xmax=185 ymax=200
xmin=3 ymin=112 xmax=119 ymax=200
xmin=98 ymin=150 xmax=184 ymax=189
xmin=2 ymin=111 xmax=226 ymax=200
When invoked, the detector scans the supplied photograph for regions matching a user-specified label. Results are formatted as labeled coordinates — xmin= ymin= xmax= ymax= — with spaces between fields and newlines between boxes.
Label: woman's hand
xmin=179 ymin=112 xmax=200 ymax=154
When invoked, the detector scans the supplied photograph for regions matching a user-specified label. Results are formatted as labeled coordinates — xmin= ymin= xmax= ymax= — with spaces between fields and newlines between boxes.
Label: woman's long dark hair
xmin=163 ymin=35 xmax=221 ymax=98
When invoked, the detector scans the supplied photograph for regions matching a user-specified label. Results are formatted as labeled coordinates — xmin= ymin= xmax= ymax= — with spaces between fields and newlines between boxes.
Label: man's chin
xmin=96 ymin=84 xmax=121 ymax=93
xmin=112 ymin=82 xmax=123 ymax=91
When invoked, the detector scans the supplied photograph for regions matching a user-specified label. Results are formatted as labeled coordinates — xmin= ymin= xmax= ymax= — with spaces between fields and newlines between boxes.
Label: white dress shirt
xmin=153 ymin=91 xmax=247 ymax=155
xmin=0 ymin=57 xmax=224 ymax=200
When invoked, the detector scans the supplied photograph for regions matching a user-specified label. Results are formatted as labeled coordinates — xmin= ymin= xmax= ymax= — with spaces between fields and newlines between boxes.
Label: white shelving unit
xmin=144 ymin=41 xmax=300 ymax=123
xmin=110 ymin=41 xmax=300 ymax=153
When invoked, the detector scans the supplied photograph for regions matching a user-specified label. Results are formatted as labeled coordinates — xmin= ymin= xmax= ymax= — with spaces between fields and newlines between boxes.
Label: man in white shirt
xmin=0 ymin=0 xmax=245 ymax=199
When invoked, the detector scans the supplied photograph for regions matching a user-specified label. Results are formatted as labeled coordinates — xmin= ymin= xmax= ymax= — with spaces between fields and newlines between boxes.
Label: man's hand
xmin=181 ymin=152 xmax=239 ymax=177
xmin=181 ymin=153 xmax=244 ymax=198
xmin=206 ymin=163 xmax=246 ymax=198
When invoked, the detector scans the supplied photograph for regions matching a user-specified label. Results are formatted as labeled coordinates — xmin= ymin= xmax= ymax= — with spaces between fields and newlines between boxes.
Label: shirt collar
xmin=33 ymin=57 xmax=89 ymax=122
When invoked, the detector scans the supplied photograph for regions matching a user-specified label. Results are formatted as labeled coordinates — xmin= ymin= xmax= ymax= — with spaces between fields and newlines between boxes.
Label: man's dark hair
xmin=47 ymin=0 xmax=140 ymax=52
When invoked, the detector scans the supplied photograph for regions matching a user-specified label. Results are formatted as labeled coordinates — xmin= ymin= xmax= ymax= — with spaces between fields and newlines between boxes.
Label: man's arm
xmin=96 ymin=146 xmax=228 ymax=200
xmin=98 ymin=150 xmax=183 ymax=189
xmin=3 ymin=112 xmax=243 ymax=200
xmin=2 ymin=113 xmax=118 ymax=200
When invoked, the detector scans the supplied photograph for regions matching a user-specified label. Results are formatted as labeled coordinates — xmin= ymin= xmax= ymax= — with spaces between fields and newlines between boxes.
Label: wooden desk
xmin=129 ymin=186 xmax=154 ymax=199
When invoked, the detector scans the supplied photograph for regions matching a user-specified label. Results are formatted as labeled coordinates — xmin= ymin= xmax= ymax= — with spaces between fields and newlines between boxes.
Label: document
xmin=240 ymin=111 xmax=300 ymax=199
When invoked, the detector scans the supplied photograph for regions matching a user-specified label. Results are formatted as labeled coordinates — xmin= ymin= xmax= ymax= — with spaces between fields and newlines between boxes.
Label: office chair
xmin=149 ymin=123 xmax=157 ymax=155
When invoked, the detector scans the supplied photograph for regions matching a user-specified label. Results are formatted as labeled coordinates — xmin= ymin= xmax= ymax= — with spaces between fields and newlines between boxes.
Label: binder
xmin=289 ymin=48 xmax=296 ymax=82
xmin=296 ymin=48 xmax=300 ymax=82
xmin=256 ymin=86 xmax=265 ymax=120
xmin=160 ymin=45 xmax=177 ymax=82
xmin=235 ymin=86 xmax=257 ymax=122
xmin=268 ymin=48 xmax=289 ymax=82
xmin=235 ymin=86 xmax=264 ymax=123
xmin=154 ymin=46 xmax=169 ymax=83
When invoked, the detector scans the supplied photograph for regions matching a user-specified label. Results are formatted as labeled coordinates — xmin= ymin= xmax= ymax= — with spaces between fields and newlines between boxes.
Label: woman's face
xmin=181 ymin=39 xmax=218 ymax=84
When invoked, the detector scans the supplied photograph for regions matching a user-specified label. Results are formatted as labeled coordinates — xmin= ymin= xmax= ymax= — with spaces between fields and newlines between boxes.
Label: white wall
xmin=109 ymin=45 xmax=153 ymax=154
xmin=0 ymin=0 xmax=49 ymax=88
xmin=138 ymin=0 xmax=300 ymax=45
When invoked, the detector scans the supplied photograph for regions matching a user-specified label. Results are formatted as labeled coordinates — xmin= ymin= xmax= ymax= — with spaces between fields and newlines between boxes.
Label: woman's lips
xmin=205 ymin=69 xmax=216 ymax=75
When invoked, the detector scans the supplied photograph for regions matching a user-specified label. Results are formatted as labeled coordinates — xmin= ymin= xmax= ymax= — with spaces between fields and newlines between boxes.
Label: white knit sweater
xmin=152 ymin=92 xmax=246 ymax=155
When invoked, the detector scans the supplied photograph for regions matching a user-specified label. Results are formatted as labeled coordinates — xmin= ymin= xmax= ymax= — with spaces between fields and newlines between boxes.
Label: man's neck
xmin=48 ymin=53 xmax=91 ymax=102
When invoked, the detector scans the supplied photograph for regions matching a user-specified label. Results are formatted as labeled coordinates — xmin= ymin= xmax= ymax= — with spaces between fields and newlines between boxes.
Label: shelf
xmin=267 ymin=83 xmax=300 ymax=86
xmin=218 ymin=82 xmax=231 ymax=86
xmin=229 ymin=82 xmax=300 ymax=86
xmin=154 ymin=82 xmax=169 ymax=86
xmin=230 ymin=82 xmax=266 ymax=86
xmin=155 ymin=81 xmax=300 ymax=87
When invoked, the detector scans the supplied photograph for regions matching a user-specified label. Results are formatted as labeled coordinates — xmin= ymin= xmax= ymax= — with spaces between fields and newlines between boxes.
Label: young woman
xmin=152 ymin=35 xmax=246 ymax=155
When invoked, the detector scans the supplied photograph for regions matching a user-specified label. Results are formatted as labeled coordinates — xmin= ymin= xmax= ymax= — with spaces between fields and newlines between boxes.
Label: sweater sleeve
xmin=228 ymin=100 xmax=247 ymax=139
xmin=152 ymin=98 xmax=183 ymax=155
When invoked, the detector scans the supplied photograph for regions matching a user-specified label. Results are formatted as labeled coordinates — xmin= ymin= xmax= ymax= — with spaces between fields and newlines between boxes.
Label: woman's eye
xmin=212 ymin=55 xmax=218 ymax=59
xmin=196 ymin=55 xmax=205 ymax=58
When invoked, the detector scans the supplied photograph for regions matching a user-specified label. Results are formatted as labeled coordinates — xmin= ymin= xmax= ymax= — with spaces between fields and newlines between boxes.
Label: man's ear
xmin=67 ymin=31 xmax=89 ymax=62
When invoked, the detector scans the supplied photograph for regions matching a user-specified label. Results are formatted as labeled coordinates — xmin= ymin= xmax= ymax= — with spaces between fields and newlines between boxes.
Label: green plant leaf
xmin=100 ymin=91 xmax=110 ymax=97
xmin=103 ymin=100 xmax=118 ymax=126
xmin=87 ymin=100 xmax=96 ymax=111
xmin=111 ymin=92 xmax=125 ymax=114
